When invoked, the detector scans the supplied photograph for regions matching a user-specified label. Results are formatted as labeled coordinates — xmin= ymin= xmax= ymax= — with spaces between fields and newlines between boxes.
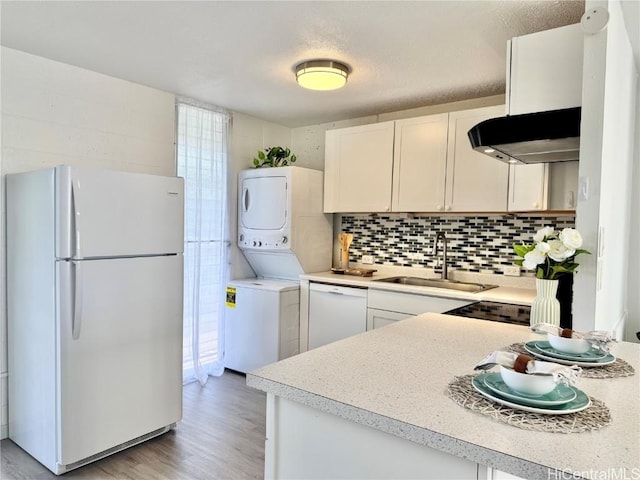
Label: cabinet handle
xmin=533 ymin=202 xmax=540 ymax=209
xmin=385 ymin=206 xmax=390 ymax=212
xmin=437 ymin=204 xmax=443 ymax=211
xmin=445 ymin=205 xmax=452 ymax=211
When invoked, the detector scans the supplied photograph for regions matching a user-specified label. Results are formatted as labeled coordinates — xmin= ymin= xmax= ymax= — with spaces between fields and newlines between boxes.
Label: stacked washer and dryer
xmin=224 ymin=166 xmax=332 ymax=373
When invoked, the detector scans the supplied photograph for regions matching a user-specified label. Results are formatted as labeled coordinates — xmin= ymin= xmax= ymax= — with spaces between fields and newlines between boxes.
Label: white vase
xmin=530 ymin=278 xmax=561 ymax=327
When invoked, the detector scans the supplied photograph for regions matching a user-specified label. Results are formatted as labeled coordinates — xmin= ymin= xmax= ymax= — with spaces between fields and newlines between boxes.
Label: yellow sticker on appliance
xmin=225 ymin=286 xmax=236 ymax=308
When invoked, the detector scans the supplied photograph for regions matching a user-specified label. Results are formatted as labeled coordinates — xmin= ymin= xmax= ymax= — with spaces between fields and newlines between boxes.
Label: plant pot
xmin=530 ymin=278 xmax=561 ymax=327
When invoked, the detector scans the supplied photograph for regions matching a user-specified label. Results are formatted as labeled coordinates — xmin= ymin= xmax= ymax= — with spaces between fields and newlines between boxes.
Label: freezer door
xmin=57 ymin=255 xmax=183 ymax=466
xmin=240 ymin=176 xmax=287 ymax=231
xmin=56 ymin=166 xmax=184 ymax=259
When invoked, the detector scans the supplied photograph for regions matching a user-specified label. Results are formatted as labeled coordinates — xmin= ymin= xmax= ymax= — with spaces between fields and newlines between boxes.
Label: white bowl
xmin=547 ymin=333 xmax=591 ymax=355
xmin=499 ymin=365 xmax=556 ymax=396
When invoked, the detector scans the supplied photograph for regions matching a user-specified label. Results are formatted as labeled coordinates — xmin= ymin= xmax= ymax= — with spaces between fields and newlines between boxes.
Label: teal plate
xmin=535 ymin=340 xmax=607 ymax=361
xmin=482 ymin=372 xmax=576 ymax=407
xmin=472 ymin=374 xmax=590 ymax=415
xmin=525 ymin=341 xmax=616 ymax=367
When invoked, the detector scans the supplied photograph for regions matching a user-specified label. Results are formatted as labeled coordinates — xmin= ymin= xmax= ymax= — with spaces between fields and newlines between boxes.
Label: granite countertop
xmin=247 ymin=314 xmax=640 ymax=479
xmin=300 ymin=271 xmax=537 ymax=306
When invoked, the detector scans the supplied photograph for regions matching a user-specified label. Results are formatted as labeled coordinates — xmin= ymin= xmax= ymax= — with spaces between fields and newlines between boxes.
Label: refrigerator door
xmin=57 ymin=255 xmax=183 ymax=466
xmin=56 ymin=166 xmax=184 ymax=259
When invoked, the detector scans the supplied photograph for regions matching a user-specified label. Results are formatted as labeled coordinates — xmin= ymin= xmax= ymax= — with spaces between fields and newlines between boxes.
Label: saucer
xmin=483 ymin=372 xmax=577 ymax=407
xmin=472 ymin=374 xmax=590 ymax=415
xmin=525 ymin=341 xmax=616 ymax=367
xmin=535 ymin=341 xmax=607 ymax=361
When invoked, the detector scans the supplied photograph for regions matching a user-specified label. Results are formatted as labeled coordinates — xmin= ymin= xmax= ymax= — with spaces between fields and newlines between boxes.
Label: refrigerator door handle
xmin=71 ymin=177 xmax=82 ymax=259
xmin=71 ymin=260 xmax=83 ymax=340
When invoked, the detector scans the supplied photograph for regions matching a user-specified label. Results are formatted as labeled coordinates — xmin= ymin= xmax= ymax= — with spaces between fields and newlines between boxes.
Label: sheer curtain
xmin=177 ymin=99 xmax=230 ymax=385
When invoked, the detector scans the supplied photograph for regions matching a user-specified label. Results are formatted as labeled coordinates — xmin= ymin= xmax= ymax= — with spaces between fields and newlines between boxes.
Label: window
xmin=176 ymin=100 xmax=230 ymax=384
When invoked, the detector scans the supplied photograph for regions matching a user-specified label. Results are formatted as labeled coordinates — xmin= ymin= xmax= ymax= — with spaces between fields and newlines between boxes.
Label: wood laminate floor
xmin=1 ymin=370 xmax=266 ymax=479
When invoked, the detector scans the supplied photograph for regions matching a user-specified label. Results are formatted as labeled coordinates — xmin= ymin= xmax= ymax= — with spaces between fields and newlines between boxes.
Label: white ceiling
xmin=1 ymin=1 xmax=586 ymax=127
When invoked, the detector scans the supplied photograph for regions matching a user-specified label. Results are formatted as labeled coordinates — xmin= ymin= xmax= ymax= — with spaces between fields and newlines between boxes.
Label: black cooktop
xmin=444 ymin=301 xmax=530 ymax=326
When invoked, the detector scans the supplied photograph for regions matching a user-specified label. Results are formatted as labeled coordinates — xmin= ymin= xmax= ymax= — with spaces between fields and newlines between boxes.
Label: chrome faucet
xmin=433 ymin=231 xmax=448 ymax=280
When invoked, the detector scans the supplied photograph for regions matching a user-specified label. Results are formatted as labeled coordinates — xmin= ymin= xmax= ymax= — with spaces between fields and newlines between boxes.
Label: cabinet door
xmin=445 ymin=106 xmax=509 ymax=212
xmin=392 ymin=114 xmax=448 ymax=212
xmin=508 ymin=24 xmax=583 ymax=115
xmin=508 ymin=164 xmax=548 ymax=212
xmin=366 ymin=308 xmax=412 ymax=331
xmin=324 ymin=122 xmax=395 ymax=213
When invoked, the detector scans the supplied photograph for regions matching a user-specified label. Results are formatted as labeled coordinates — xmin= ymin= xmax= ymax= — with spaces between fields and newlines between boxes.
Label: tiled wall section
xmin=341 ymin=215 xmax=576 ymax=274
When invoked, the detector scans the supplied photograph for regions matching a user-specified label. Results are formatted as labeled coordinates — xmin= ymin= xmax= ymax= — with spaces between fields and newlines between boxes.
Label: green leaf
xmin=513 ymin=243 xmax=533 ymax=257
xmin=253 ymin=158 xmax=259 ymax=166
xmin=258 ymin=150 xmax=266 ymax=161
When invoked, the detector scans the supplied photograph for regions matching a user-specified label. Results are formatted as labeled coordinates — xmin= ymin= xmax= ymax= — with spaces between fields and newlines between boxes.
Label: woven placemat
xmin=505 ymin=342 xmax=636 ymax=378
xmin=447 ymin=374 xmax=611 ymax=433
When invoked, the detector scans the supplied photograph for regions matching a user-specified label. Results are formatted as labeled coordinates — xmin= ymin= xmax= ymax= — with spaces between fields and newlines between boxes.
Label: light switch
xmin=598 ymin=226 xmax=605 ymax=258
xmin=578 ymin=176 xmax=589 ymax=201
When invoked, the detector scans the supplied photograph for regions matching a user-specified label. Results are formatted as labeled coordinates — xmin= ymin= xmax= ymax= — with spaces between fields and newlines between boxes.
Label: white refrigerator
xmin=6 ymin=165 xmax=184 ymax=475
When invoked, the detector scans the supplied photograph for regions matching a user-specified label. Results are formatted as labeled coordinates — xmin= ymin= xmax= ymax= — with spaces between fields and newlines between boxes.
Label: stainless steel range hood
xmin=467 ymin=107 xmax=581 ymax=164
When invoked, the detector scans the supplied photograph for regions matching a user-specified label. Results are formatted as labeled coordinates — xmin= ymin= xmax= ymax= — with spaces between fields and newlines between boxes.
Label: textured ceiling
xmin=0 ymin=1 xmax=585 ymax=127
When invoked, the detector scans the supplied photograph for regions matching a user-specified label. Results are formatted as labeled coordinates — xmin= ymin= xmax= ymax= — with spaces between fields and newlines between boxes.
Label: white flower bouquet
xmin=513 ymin=227 xmax=590 ymax=280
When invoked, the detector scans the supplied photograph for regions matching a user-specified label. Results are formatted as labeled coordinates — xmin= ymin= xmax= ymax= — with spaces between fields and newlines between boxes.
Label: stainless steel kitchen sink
xmin=372 ymin=276 xmax=498 ymax=293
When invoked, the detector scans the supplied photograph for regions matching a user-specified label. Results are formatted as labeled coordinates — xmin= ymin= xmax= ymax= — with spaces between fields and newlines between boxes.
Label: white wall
xmin=0 ymin=47 xmax=176 ymax=439
xmin=573 ymin=0 xmax=639 ymax=339
xmin=228 ymin=113 xmax=292 ymax=280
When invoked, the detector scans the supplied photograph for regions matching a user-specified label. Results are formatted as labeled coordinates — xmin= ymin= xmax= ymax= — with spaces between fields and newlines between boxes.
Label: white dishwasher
xmin=308 ymin=282 xmax=368 ymax=349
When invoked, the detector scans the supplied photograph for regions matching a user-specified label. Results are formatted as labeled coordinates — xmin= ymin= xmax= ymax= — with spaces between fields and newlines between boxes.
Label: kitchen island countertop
xmin=247 ymin=313 xmax=640 ymax=479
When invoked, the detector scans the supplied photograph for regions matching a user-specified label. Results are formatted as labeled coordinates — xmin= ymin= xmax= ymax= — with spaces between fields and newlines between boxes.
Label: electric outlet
xmin=361 ymin=255 xmax=374 ymax=264
xmin=503 ymin=265 xmax=521 ymax=277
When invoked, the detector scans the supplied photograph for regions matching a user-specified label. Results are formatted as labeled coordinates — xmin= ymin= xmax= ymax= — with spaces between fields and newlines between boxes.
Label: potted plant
xmin=513 ymin=226 xmax=590 ymax=327
xmin=253 ymin=146 xmax=297 ymax=168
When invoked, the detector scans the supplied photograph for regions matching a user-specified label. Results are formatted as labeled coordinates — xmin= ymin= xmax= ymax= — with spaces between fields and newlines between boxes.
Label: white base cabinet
xmin=367 ymin=308 xmax=412 ymax=330
xmin=264 ymin=394 xmax=480 ymax=480
xmin=367 ymin=289 xmax=473 ymax=328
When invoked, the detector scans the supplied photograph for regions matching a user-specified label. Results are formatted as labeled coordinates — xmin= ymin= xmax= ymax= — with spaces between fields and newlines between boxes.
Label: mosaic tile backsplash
xmin=341 ymin=215 xmax=576 ymax=275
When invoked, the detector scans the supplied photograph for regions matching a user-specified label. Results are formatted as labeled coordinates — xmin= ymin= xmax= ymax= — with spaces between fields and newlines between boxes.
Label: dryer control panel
xmin=238 ymin=232 xmax=291 ymax=250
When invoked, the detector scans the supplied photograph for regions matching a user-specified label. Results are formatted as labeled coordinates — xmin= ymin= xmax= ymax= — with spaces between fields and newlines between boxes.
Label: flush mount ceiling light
xmin=295 ymin=60 xmax=349 ymax=91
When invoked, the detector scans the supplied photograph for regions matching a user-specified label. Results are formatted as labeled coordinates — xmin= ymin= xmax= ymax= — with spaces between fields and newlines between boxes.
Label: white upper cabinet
xmin=392 ymin=114 xmax=449 ymax=212
xmin=445 ymin=106 xmax=509 ymax=212
xmin=508 ymin=164 xmax=548 ymax=211
xmin=323 ymin=121 xmax=395 ymax=213
xmin=507 ymin=23 xmax=583 ymax=115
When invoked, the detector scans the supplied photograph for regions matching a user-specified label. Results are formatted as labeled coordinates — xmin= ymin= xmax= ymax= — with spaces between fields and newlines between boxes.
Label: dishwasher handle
xmin=309 ymin=282 xmax=368 ymax=297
